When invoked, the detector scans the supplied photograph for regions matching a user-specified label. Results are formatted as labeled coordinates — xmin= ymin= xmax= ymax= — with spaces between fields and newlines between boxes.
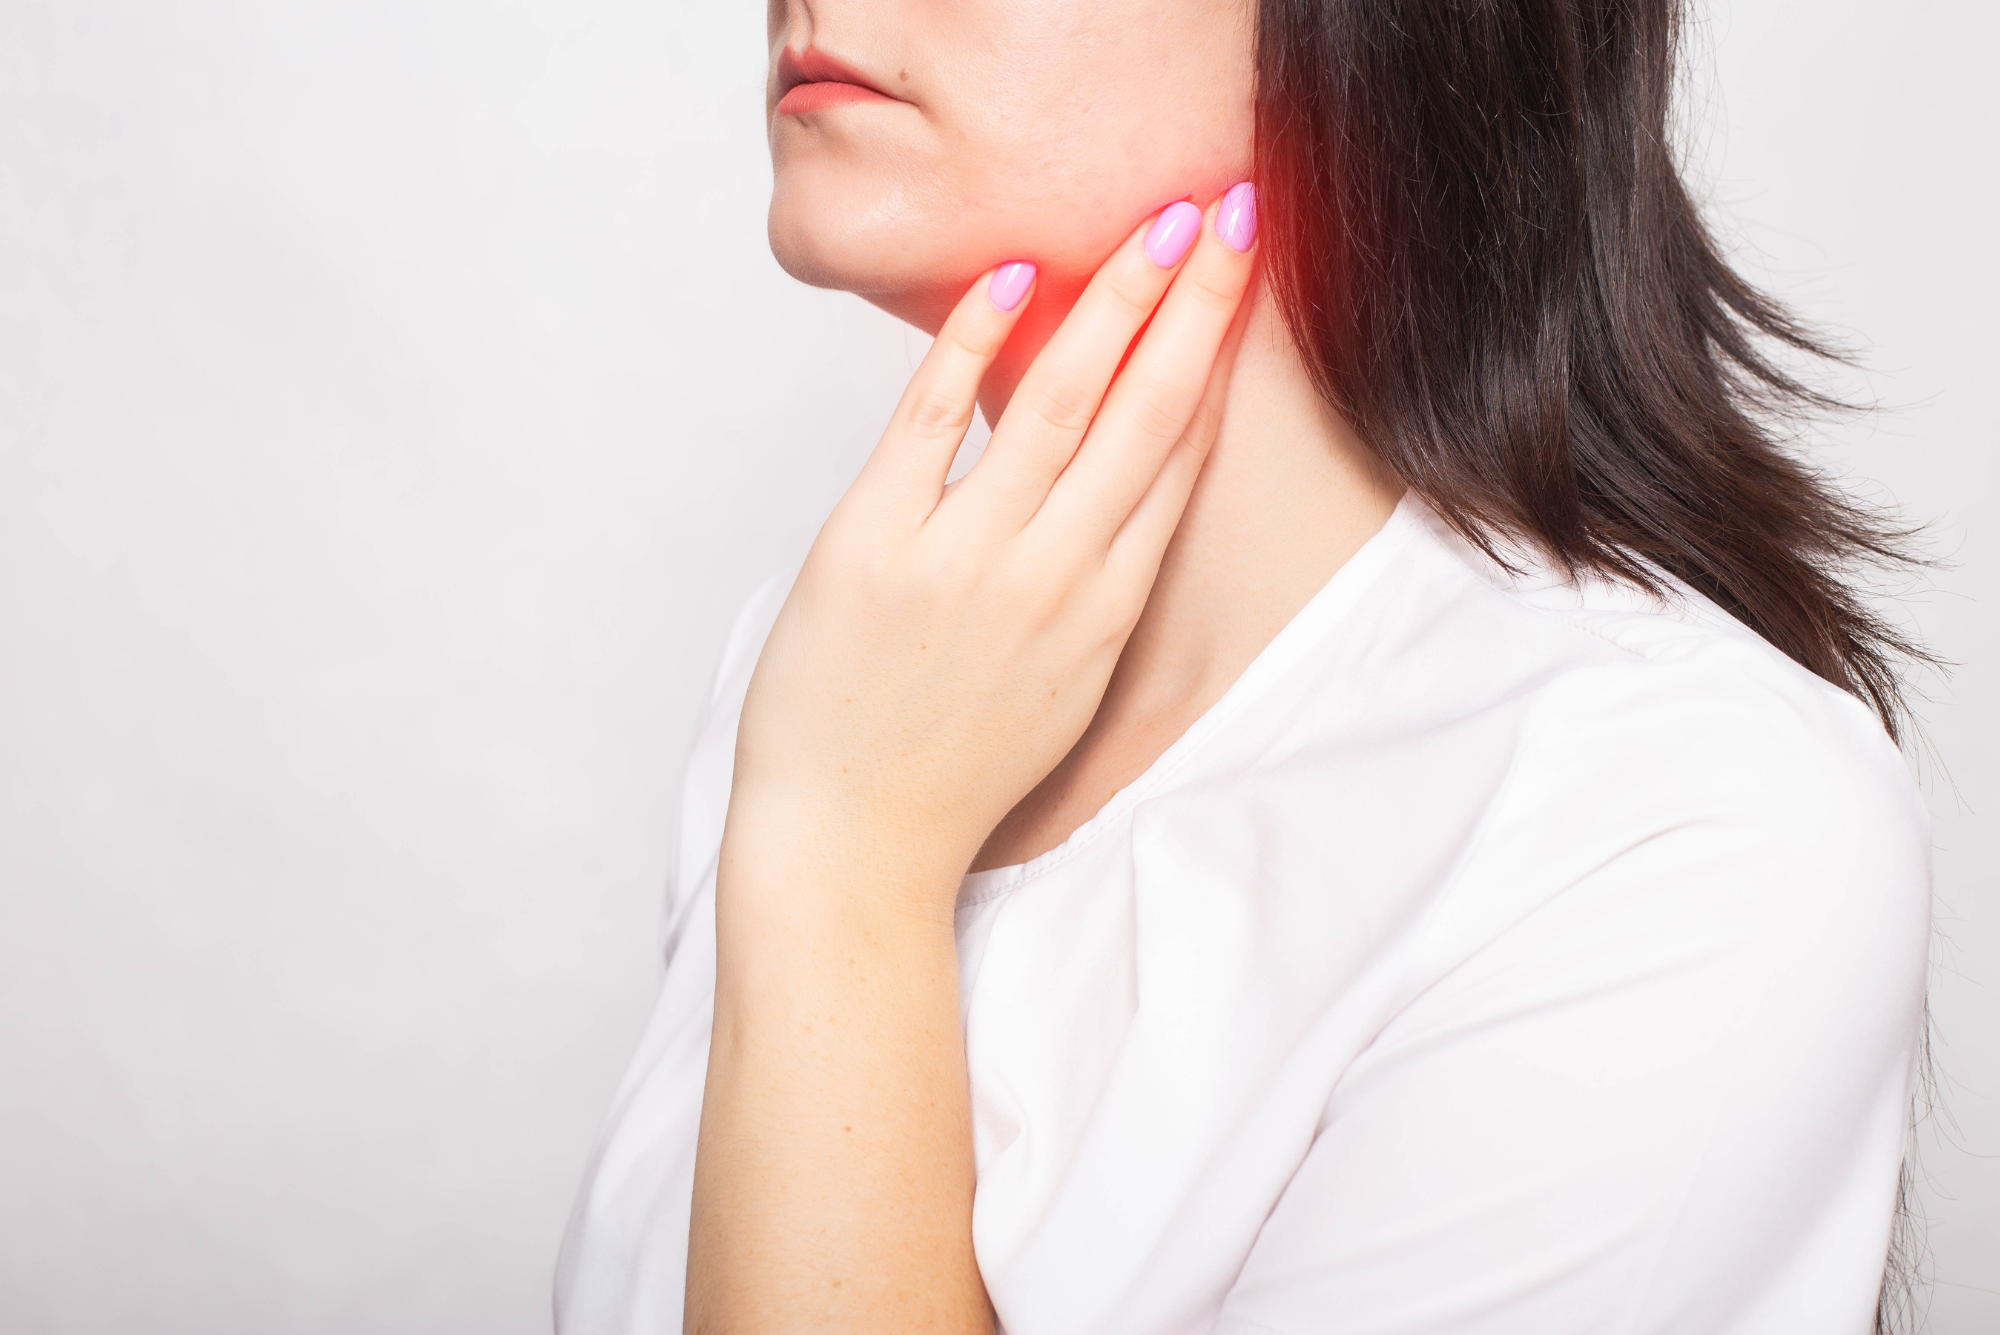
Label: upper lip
xmin=776 ymin=46 xmax=899 ymax=101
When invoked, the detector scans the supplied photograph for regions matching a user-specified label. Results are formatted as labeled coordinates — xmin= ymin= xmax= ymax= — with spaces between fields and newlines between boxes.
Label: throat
xmin=967 ymin=285 xmax=1407 ymax=878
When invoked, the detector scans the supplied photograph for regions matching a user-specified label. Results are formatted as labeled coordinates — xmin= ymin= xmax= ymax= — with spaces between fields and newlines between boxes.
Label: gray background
xmin=2 ymin=1 xmax=1992 ymax=1330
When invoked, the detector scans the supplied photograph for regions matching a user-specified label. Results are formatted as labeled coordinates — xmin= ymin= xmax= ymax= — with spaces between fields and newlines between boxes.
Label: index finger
xmin=852 ymin=261 xmax=1039 ymax=517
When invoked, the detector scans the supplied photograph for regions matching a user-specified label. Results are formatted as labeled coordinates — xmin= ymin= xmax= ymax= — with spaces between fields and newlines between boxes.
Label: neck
xmin=966 ymin=277 xmax=1407 ymax=871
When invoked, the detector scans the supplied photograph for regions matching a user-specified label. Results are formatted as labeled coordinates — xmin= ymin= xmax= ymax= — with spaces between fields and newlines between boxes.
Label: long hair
xmin=1253 ymin=0 xmax=1935 ymax=743
xmin=1251 ymin=0 xmax=1933 ymax=1324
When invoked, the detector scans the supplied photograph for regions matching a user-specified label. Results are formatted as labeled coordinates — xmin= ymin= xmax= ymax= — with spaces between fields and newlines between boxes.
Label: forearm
xmin=681 ymin=199 xmax=1251 ymax=1330
xmin=685 ymin=808 xmax=991 ymax=1333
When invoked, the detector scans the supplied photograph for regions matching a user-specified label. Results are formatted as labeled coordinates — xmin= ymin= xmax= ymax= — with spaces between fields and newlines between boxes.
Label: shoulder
xmin=1404 ymin=497 xmax=1926 ymax=849
xmin=1393 ymin=500 xmax=1931 ymax=969
xmin=1508 ymin=586 xmax=1926 ymax=881
xmin=1496 ymin=643 xmax=1930 ymax=962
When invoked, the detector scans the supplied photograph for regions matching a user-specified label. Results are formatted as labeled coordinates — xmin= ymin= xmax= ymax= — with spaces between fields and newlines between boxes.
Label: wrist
xmin=709 ymin=816 xmax=968 ymax=1023
xmin=718 ymin=781 xmax=982 ymax=903
xmin=710 ymin=806 xmax=973 ymax=1000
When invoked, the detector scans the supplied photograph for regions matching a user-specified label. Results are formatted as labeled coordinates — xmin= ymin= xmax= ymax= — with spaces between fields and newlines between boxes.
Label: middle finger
xmin=1036 ymin=184 xmax=1257 ymax=549
xmin=954 ymin=200 xmax=1205 ymax=528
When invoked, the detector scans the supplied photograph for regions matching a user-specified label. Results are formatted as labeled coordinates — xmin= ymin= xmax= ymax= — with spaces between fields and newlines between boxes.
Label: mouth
xmin=775 ymin=46 xmax=904 ymax=115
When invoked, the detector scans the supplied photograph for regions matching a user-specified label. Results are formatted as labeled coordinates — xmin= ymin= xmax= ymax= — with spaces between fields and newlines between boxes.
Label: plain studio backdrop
xmin=1 ymin=1 xmax=1993 ymax=1330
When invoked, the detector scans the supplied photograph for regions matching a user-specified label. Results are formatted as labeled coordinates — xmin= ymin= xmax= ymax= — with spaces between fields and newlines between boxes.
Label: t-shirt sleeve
xmin=662 ymin=568 xmax=797 ymax=944
xmin=1214 ymin=658 xmax=1932 ymax=1335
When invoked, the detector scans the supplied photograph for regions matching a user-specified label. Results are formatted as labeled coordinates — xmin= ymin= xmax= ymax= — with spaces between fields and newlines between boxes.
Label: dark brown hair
xmin=1253 ymin=0 xmax=1933 ymax=744
xmin=1251 ymin=0 xmax=1932 ymax=1325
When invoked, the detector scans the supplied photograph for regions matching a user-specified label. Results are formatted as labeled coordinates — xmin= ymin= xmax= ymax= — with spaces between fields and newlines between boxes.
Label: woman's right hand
xmin=687 ymin=187 xmax=1257 ymax=1332
xmin=726 ymin=185 xmax=1260 ymax=906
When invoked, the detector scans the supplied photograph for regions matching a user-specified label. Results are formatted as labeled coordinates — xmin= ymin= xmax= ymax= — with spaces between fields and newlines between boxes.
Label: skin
xmin=763 ymin=0 xmax=1257 ymax=396
xmin=687 ymin=2 xmax=1407 ymax=1329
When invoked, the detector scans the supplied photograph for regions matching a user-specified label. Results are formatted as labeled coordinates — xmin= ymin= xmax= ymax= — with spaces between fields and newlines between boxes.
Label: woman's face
xmin=766 ymin=0 xmax=1256 ymax=337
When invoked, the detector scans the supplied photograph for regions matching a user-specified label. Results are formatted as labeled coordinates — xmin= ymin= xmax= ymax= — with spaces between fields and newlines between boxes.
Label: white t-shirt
xmin=555 ymin=493 xmax=1931 ymax=1335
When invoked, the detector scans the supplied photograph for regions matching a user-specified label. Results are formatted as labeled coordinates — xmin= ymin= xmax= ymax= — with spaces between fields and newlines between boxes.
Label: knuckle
xmin=941 ymin=326 xmax=996 ymax=364
xmin=1029 ymin=374 xmax=1099 ymax=434
xmin=904 ymin=387 xmax=973 ymax=439
xmin=1178 ymin=267 xmax=1243 ymax=315
xmin=1101 ymin=272 xmax=1159 ymax=321
xmin=1122 ymin=376 xmax=1196 ymax=442
xmin=1125 ymin=396 xmax=1187 ymax=445
xmin=1181 ymin=397 xmax=1224 ymax=451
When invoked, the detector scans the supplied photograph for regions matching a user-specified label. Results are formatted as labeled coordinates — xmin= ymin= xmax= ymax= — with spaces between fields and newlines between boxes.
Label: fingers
xmin=854 ymin=261 xmax=1037 ymax=515
xmin=1037 ymin=184 xmax=1258 ymax=550
xmin=957 ymin=200 xmax=1209 ymax=526
xmin=1106 ymin=299 xmax=1247 ymax=579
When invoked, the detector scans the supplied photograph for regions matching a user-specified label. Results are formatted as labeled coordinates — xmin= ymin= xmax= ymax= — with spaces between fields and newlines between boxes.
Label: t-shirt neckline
xmin=955 ymin=491 xmax=1427 ymax=909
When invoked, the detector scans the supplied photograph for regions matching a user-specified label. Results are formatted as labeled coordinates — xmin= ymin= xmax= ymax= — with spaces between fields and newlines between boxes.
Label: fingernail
xmin=988 ymin=261 xmax=1036 ymax=312
xmin=1216 ymin=182 xmax=1258 ymax=252
xmin=1143 ymin=201 xmax=1203 ymax=268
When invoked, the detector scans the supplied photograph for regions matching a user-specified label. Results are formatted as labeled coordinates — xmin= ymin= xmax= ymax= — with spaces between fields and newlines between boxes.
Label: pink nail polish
xmin=1216 ymin=182 xmax=1258 ymax=252
xmin=1143 ymin=201 xmax=1203 ymax=268
xmin=988 ymin=261 xmax=1036 ymax=312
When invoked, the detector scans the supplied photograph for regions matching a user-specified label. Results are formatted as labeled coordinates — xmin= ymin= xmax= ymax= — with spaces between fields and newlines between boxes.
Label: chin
xmin=766 ymin=166 xmax=979 ymax=333
xmin=765 ymin=157 xmax=1230 ymax=337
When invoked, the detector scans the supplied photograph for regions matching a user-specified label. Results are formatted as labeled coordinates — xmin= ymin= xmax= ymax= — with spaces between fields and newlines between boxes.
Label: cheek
xmin=767 ymin=128 xmax=970 ymax=305
xmin=768 ymin=2 xmax=1253 ymax=314
xmin=940 ymin=69 xmax=1240 ymax=263
xmin=955 ymin=16 xmax=1252 ymax=258
xmin=953 ymin=95 xmax=1252 ymax=287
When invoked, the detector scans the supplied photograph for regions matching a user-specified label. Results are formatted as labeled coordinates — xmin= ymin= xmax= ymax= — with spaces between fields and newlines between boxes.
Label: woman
xmin=557 ymin=0 xmax=1933 ymax=1331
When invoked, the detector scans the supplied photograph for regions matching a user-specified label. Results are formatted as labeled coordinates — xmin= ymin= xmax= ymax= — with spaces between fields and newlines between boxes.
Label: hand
xmin=688 ymin=186 xmax=1259 ymax=1334
xmin=731 ymin=188 xmax=1260 ymax=900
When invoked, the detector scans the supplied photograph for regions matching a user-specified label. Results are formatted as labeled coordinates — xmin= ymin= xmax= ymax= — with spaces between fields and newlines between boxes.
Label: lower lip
xmin=777 ymin=81 xmax=900 ymax=115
